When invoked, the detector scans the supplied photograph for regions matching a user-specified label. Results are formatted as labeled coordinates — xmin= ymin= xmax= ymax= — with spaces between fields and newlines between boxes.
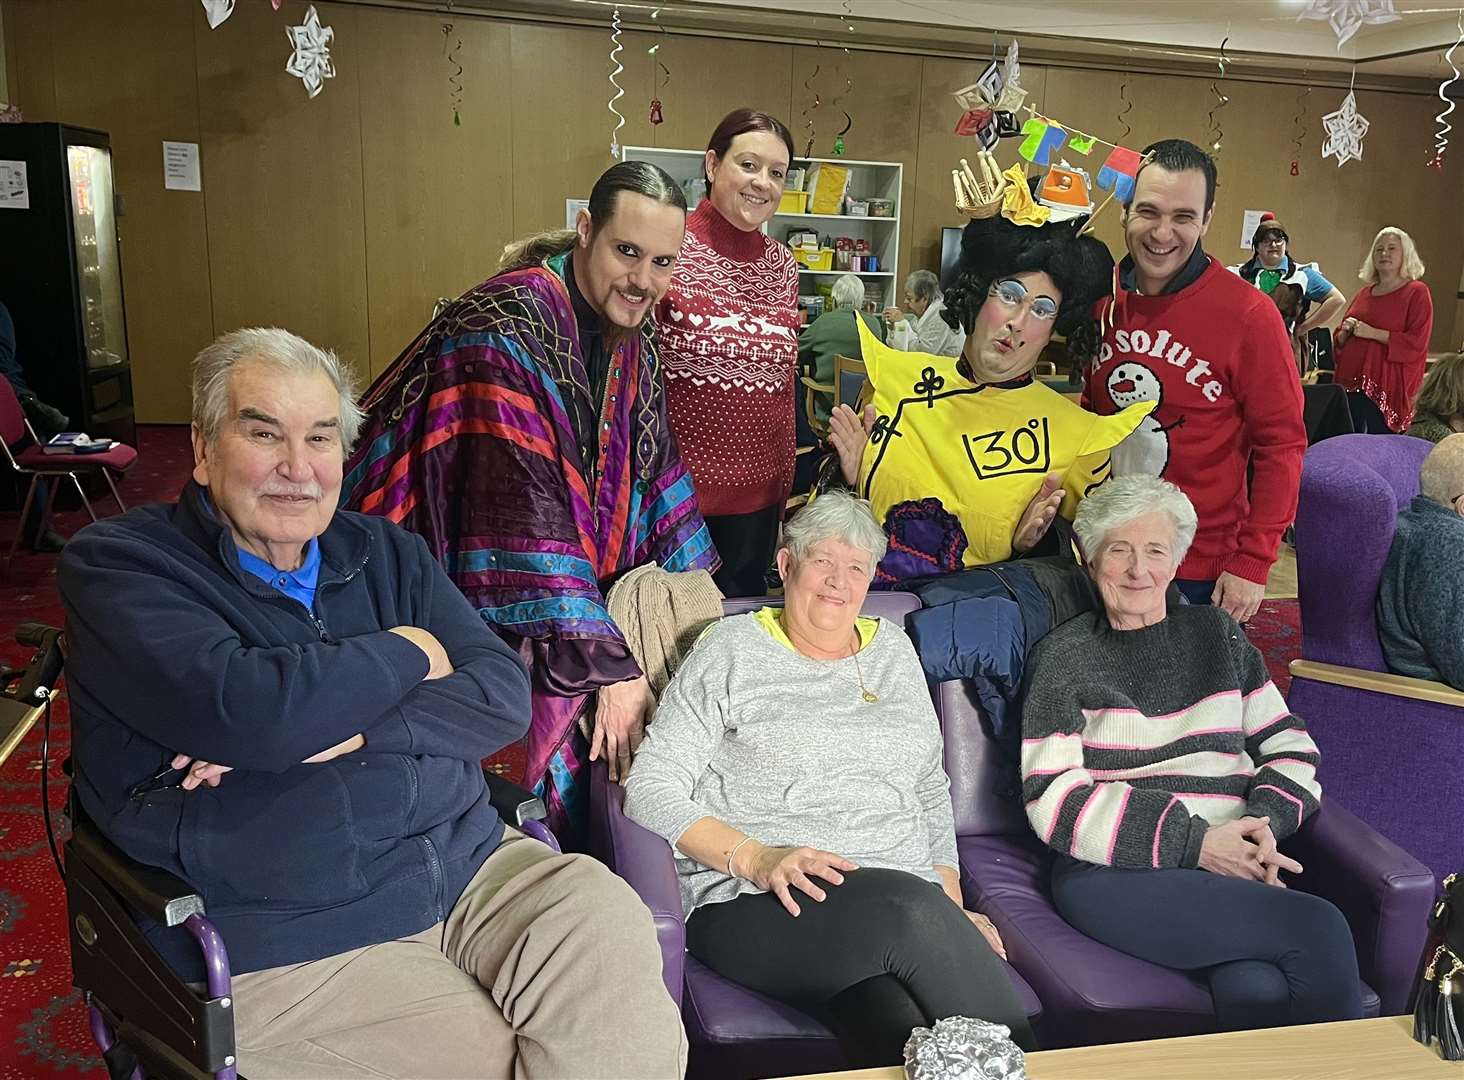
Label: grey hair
xmin=830 ymin=273 xmax=865 ymax=311
xmin=905 ymin=269 xmax=941 ymax=304
xmin=782 ymin=489 xmax=888 ymax=576
xmin=1073 ymin=475 xmax=1198 ymax=570
xmin=192 ymin=327 xmax=365 ymax=452
xmin=1420 ymin=433 xmax=1464 ymax=505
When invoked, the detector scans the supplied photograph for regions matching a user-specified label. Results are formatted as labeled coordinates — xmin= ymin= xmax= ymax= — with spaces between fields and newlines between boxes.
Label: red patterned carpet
xmin=0 ymin=425 xmax=1303 ymax=1076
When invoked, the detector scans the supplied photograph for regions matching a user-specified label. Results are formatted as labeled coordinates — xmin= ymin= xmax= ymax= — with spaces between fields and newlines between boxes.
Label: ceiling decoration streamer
xmin=1429 ymin=11 xmax=1462 ymax=168
xmin=647 ymin=7 xmax=669 ymax=125
xmin=607 ymin=6 xmax=626 ymax=158
xmin=802 ymin=65 xmax=822 ymax=158
xmin=442 ymin=21 xmax=464 ymax=126
xmin=1291 ymin=74 xmax=1312 ymax=176
xmin=1117 ymin=72 xmax=1133 ymax=142
xmin=1206 ymin=36 xmax=1230 ymax=154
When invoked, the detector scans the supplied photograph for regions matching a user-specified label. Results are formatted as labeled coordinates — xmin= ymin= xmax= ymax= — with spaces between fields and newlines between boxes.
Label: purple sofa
xmin=590 ymin=591 xmax=1042 ymax=1080
xmin=1288 ymin=433 xmax=1464 ymax=884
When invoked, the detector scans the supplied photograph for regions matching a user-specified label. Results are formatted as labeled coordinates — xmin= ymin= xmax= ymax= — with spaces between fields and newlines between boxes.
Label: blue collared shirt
xmin=236 ymin=537 xmax=322 ymax=612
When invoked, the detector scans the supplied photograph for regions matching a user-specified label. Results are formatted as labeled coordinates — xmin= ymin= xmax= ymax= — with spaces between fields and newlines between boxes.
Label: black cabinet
xmin=0 ymin=123 xmax=135 ymax=446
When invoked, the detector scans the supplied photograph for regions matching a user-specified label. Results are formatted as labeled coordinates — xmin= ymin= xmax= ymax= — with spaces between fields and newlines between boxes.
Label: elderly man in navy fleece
xmin=58 ymin=327 xmax=685 ymax=1079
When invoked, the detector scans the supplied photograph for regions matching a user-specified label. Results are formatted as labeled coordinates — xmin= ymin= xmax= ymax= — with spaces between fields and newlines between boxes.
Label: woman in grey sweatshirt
xmin=624 ymin=491 xmax=1033 ymax=1066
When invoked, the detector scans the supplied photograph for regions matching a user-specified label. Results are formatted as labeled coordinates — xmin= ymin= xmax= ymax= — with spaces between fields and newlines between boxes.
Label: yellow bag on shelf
xmin=806 ymin=164 xmax=850 ymax=216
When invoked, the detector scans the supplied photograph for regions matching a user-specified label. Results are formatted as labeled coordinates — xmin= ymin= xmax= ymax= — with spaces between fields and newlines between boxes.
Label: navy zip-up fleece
xmin=58 ymin=480 xmax=532 ymax=979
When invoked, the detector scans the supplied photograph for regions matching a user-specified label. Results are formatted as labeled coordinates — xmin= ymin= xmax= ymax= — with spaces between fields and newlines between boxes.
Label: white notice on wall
xmin=565 ymin=198 xmax=589 ymax=229
xmin=0 ymin=160 xmax=29 ymax=210
xmin=1239 ymin=209 xmax=1267 ymax=250
xmin=163 ymin=141 xmax=202 ymax=192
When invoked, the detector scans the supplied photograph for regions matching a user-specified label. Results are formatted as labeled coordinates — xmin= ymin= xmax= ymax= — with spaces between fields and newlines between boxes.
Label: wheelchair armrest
xmin=1286 ymin=799 xmax=1435 ymax=1016
xmin=589 ymin=761 xmax=686 ymax=1005
xmin=68 ymin=817 xmax=204 ymax=928
xmin=483 ymin=769 xmax=547 ymax=829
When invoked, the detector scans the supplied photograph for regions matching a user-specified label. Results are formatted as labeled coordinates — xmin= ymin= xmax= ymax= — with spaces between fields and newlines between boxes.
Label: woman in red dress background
xmin=1333 ymin=227 xmax=1434 ymax=433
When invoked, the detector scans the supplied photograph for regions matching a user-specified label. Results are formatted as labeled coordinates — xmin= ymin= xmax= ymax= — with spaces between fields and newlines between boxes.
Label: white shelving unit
xmin=620 ymin=146 xmax=903 ymax=312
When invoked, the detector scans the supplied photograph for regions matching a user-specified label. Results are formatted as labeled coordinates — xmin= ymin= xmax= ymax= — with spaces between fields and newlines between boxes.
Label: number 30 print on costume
xmin=855 ymin=317 xmax=1153 ymax=579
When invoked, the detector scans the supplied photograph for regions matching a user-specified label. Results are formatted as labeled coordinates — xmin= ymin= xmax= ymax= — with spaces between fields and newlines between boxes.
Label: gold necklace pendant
xmin=862 ymin=688 xmax=879 ymax=704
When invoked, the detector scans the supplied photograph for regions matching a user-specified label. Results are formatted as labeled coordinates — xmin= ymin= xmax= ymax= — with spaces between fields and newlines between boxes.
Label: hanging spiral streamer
xmin=1430 ymin=11 xmax=1462 ymax=168
xmin=442 ymin=21 xmax=464 ymax=127
xmin=1206 ymin=37 xmax=1230 ymax=154
xmin=802 ymin=64 xmax=822 ymax=157
xmin=607 ymin=6 xmax=626 ymax=158
xmin=1117 ymin=72 xmax=1133 ymax=141
xmin=647 ymin=6 xmax=670 ymax=124
xmin=1292 ymin=74 xmax=1312 ymax=160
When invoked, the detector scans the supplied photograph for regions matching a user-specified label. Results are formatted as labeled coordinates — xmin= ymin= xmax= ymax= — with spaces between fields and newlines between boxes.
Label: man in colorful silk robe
xmin=343 ymin=162 xmax=717 ymax=844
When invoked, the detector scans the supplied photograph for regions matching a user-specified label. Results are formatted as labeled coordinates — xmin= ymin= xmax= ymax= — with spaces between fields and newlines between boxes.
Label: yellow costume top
xmin=854 ymin=318 xmax=1153 ymax=579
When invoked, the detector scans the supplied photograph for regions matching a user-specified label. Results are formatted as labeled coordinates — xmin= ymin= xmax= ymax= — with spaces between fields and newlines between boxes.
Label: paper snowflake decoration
xmin=200 ymin=0 xmax=234 ymax=29
xmin=1298 ymin=1 xmax=1401 ymax=49
xmin=285 ymin=5 xmax=336 ymax=99
xmin=1321 ymin=91 xmax=1370 ymax=166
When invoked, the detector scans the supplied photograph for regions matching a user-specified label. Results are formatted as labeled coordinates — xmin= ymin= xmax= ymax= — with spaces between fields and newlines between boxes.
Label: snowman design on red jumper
xmin=1107 ymin=362 xmax=1184 ymax=478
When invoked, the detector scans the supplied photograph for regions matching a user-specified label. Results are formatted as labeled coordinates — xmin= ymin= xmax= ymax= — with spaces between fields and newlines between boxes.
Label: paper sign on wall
xmin=565 ymin=198 xmax=589 ymax=229
xmin=0 ymin=160 xmax=29 ymax=210
xmin=1239 ymin=209 xmax=1267 ymax=250
xmin=163 ymin=142 xmax=202 ymax=192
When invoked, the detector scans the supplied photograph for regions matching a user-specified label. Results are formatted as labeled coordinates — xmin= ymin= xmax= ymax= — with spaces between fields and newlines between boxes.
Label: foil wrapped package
xmin=903 ymin=1017 xmax=1027 ymax=1080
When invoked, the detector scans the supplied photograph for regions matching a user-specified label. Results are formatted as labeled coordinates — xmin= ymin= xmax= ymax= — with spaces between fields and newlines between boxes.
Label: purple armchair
xmin=590 ymin=592 xmax=1043 ymax=1080
xmin=1288 ymin=434 xmax=1464 ymax=884
xmin=947 ymin=668 xmax=1434 ymax=1045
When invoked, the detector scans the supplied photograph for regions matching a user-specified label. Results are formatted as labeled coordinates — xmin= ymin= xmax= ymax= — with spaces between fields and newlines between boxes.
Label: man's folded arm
xmin=59 ymin=538 xmax=430 ymax=772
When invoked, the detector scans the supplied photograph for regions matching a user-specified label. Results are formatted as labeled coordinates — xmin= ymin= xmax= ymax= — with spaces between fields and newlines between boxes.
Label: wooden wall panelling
xmin=646 ymin=33 xmax=794 ymax=154
xmin=909 ymin=56 xmax=1052 ymax=279
xmin=508 ymin=21 xmax=656 ymax=239
xmin=789 ymin=44 xmax=922 ymax=285
xmin=2 ymin=0 xmax=56 ymax=120
xmin=194 ymin=0 xmax=371 ymax=375
xmin=47 ymin=0 xmax=213 ymax=423
xmin=356 ymin=8 xmax=514 ymax=378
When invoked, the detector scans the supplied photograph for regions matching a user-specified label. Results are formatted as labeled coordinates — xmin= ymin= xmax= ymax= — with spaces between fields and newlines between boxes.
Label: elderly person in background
xmin=625 ymin=490 xmax=1033 ymax=1066
xmin=58 ymin=329 xmax=686 ymax=1077
xmin=1021 ymin=475 xmax=1362 ymax=1031
xmin=1378 ymin=433 xmax=1464 ymax=689
xmin=798 ymin=273 xmax=885 ymax=425
xmin=1334 ymin=227 xmax=1434 ymax=433
xmin=1406 ymin=352 xmax=1464 ymax=442
xmin=883 ymin=269 xmax=964 ymax=357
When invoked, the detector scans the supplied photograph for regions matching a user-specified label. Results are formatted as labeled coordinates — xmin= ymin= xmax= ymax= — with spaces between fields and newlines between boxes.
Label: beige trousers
xmin=228 ymin=829 xmax=687 ymax=1079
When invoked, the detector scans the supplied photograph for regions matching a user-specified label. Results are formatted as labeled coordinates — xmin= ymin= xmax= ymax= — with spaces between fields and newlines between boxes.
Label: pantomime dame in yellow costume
xmin=829 ymin=155 xmax=1153 ymax=581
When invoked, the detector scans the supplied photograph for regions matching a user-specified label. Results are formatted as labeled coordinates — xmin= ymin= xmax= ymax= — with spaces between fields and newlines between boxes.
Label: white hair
xmin=905 ymin=269 xmax=941 ymax=304
xmin=192 ymin=327 xmax=366 ymax=452
xmin=782 ymin=489 xmax=888 ymax=576
xmin=1420 ymin=433 xmax=1464 ymax=506
xmin=1358 ymin=226 xmax=1426 ymax=284
xmin=1073 ymin=475 xmax=1198 ymax=570
xmin=830 ymin=274 xmax=866 ymax=311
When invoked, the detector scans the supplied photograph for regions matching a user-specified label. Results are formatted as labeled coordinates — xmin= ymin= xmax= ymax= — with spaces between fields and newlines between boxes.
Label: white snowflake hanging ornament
xmin=200 ymin=0 xmax=235 ymax=29
xmin=1321 ymin=90 xmax=1370 ymax=166
xmin=1298 ymin=1 xmax=1401 ymax=50
xmin=285 ymin=5 xmax=336 ymax=100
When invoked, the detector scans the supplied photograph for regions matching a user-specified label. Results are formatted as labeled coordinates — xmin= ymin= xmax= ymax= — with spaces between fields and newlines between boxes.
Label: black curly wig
xmin=939 ymin=212 xmax=1115 ymax=369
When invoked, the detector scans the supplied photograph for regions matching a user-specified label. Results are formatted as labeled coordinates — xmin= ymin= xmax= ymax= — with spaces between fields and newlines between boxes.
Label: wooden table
xmin=786 ymin=1016 xmax=1461 ymax=1080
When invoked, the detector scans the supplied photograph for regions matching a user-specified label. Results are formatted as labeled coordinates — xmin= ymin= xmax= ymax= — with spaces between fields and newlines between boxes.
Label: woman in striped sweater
xmin=1020 ymin=475 xmax=1362 ymax=1030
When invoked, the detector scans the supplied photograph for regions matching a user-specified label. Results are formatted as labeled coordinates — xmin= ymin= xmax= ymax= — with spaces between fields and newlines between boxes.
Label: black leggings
xmin=705 ymin=505 xmax=782 ymax=599
xmin=1346 ymin=391 xmax=1394 ymax=434
xmin=685 ymin=867 xmax=1035 ymax=1066
xmin=1050 ymin=858 xmax=1363 ymax=1031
